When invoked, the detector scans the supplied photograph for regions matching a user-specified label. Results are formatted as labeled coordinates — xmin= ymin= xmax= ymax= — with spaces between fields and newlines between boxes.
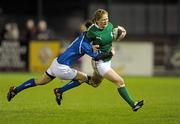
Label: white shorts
xmin=91 ymin=60 xmax=111 ymax=76
xmin=46 ymin=58 xmax=77 ymax=80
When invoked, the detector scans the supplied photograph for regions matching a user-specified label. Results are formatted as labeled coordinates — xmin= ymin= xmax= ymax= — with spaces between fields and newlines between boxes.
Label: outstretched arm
xmin=94 ymin=51 xmax=113 ymax=61
xmin=94 ymin=47 xmax=115 ymax=61
xmin=81 ymin=42 xmax=114 ymax=61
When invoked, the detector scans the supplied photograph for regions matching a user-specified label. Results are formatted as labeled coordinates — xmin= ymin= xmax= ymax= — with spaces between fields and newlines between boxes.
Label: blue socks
xmin=15 ymin=78 xmax=81 ymax=94
xmin=58 ymin=80 xmax=81 ymax=94
xmin=15 ymin=78 xmax=36 ymax=93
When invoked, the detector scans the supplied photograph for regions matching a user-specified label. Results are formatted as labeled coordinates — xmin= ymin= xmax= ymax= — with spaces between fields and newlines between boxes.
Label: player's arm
xmin=81 ymin=42 xmax=114 ymax=61
xmin=94 ymin=51 xmax=114 ymax=61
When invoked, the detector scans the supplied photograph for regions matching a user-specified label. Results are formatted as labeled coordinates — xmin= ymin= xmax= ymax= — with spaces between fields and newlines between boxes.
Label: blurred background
xmin=0 ymin=0 xmax=179 ymax=76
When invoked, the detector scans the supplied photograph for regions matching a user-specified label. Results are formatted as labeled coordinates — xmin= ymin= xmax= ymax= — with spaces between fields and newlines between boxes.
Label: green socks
xmin=118 ymin=87 xmax=135 ymax=107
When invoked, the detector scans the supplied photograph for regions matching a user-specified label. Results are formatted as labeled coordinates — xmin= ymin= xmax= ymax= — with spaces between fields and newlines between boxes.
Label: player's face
xmin=96 ymin=13 xmax=109 ymax=29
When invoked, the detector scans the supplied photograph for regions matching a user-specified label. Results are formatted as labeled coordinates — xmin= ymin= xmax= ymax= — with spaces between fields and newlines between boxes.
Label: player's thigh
xmin=103 ymin=68 xmax=124 ymax=86
xmin=55 ymin=66 xmax=77 ymax=80
xmin=47 ymin=59 xmax=77 ymax=80
xmin=74 ymin=71 xmax=88 ymax=82
xmin=93 ymin=60 xmax=111 ymax=76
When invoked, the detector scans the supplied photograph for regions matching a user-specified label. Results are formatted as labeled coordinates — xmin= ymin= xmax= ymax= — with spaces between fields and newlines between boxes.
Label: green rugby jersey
xmin=85 ymin=22 xmax=114 ymax=61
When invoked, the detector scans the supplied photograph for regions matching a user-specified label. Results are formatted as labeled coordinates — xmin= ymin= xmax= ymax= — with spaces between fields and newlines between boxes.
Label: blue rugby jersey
xmin=57 ymin=32 xmax=99 ymax=66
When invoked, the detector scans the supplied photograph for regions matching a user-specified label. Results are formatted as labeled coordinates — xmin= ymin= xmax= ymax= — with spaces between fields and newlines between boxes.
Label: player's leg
xmin=54 ymin=70 xmax=92 ymax=105
xmin=7 ymin=58 xmax=57 ymax=102
xmin=54 ymin=71 xmax=85 ymax=94
xmin=7 ymin=73 xmax=54 ymax=102
xmin=86 ymin=60 xmax=103 ymax=87
xmin=103 ymin=68 xmax=134 ymax=106
xmin=103 ymin=68 xmax=143 ymax=111
xmin=94 ymin=60 xmax=143 ymax=111
xmin=54 ymin=79 xmax=82 ymax=106
xmin=52 ymin=63 xmax=91 ymax=105
xmin=54 ymin=65 xmax=89 ymax=94
xmin=86 ymin=71 xmax=103 ymax=87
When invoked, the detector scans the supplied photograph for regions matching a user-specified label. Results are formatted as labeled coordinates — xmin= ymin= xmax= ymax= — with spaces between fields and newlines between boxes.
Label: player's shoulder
xmin=86 ymin=24 xmax=97 ymax=37
xmin=108 ymin=22 xmax=113 ymax=28
xmin=108 ymin=22 xmax=113 ymax=26
xmin=88 ymin=24 xmax=97 ymax=31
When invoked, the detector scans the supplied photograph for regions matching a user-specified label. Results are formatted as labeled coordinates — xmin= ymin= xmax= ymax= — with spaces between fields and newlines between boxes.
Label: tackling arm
xmin=81 ymin=41 xmax=114 ymax=61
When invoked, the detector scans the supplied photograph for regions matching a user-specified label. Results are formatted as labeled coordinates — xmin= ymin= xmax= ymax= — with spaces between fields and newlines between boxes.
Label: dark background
xmin=0 ymin=0 xmax=179 ymax=38
xmin=0 ymin=0 xmax=180 ymax=74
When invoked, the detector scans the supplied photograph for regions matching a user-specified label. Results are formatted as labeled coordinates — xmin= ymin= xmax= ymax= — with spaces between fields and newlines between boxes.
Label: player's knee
xmin=92 ymin=77 xmax=102 ymax=84
xmin=34 ymin=78 xmax=41 ymax=85
xmin=78 ymin=75 xmax=89 ymax=84
xmin=93 ymin=80 xmax=101 ymax=84
xmin=91 ymin=79 xmax=102 ymax=88
xmin=89 ymin=81 xmax=101 ymax=88
xmin=91 ymin=84 xmax=99 ymax=88
xmin=35 ymin=78 xmax=50 ymax=85
xmin=114 ymin=78 xmax=125 ymax=87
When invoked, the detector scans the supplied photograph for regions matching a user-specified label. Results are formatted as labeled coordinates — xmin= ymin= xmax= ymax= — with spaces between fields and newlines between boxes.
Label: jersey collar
xmin=95 ymin=23 xmax=104 ymax=30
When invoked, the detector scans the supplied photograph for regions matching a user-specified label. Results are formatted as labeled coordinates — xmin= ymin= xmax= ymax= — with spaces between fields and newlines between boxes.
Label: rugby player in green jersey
xmin=85 ymin=9 xmax=144 ymax=112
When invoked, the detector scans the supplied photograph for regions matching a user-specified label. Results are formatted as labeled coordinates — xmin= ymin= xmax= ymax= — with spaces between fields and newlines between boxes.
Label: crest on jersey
xmin=96 ymin=36 xmax=102 ymax=40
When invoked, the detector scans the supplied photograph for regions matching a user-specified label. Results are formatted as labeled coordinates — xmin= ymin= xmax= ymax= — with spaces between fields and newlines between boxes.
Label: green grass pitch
xmin=0 ymin=73 xmax=180 ymax=124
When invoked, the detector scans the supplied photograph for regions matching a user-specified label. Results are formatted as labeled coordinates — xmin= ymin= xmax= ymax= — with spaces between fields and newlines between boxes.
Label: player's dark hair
xmin=84 ymin=20 xmax=93 ymax=29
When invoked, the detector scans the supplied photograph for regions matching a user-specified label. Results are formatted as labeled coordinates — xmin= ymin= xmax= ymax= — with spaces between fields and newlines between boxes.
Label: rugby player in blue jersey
xmin=7 ymin=32 xmax=115 ymax=105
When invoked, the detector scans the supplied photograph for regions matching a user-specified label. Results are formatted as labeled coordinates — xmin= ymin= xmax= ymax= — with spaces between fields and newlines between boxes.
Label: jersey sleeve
xmin=81 ymin=41 xmax=98 ymax=59
xmin=81 ymin=41 xmax=113 ymax=61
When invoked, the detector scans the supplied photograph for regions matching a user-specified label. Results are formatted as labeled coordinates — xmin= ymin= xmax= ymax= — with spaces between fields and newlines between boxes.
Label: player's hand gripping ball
xmin=112 ymin=26 xmax=126 ymax=41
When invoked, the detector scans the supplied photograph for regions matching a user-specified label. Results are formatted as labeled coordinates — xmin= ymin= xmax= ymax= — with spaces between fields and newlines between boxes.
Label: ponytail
xmin=84 ymin=20 xmax=94 ymax=29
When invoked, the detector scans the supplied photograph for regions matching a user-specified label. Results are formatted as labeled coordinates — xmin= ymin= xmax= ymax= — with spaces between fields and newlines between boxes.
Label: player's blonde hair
xmin=84 ymin=9 xmax=108 ymax=29
xmin=92 ymin=9 xmax=108 ymax=22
